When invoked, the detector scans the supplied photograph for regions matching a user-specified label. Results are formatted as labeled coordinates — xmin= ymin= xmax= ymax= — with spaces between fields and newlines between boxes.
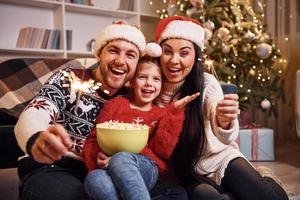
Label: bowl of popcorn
xmin=96 ymin=121 xmax=149 ymax=156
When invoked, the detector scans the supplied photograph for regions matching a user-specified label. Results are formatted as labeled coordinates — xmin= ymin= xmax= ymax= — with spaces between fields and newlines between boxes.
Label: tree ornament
xmin=244 ymin=30 xmax=255 ymax=42
xmin=167 ymin=5 xmax=177 ymax=16
xmin=189 ymin=0 xmax=204 ymax=7
xmin=217 ymin=27 xmax=231 ymax=42
xmin=256 ymin=0 xmax=264 ymax=13
xmin=186 ymin=7 xmax=198 ymax=17
xmin=204 ymin=20 xmax=215 ymax=30
xmin=261 ymin=98 xmax=271 ymax=109
xmin=222 ymin=45 xmax=231 ymax=53
xmin=256 ymin=43 xmax=272 ymax=59
xmin=167 ymin=0 xmax=177 ymax=16
xmin=204 ymin=28 xmax=212 ymax=42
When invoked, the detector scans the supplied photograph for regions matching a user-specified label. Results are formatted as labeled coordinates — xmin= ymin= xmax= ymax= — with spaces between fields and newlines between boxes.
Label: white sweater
xmin=156 ymin=72 xmax=245 ymax=185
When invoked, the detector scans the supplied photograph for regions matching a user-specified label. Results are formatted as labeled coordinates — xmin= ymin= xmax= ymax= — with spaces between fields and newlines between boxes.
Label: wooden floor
xmin=0 ymin=139 xmax=300 ymax=199
xmin=252 ymin=139 xmax=300 ymax=199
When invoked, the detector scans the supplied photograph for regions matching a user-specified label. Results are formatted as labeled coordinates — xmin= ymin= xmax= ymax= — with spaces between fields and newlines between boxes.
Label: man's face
xmin=98 ymin=40 xmax=140 ymax=93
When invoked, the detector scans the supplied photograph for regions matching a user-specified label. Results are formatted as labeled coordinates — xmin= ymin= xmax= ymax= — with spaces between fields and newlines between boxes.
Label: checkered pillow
xmin=0 ymin=58 xmax=97 ymax=117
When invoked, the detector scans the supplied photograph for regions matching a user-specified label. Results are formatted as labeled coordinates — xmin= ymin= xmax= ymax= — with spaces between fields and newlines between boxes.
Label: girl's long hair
xmin=172 ymin=43 xmax=206 ymax=183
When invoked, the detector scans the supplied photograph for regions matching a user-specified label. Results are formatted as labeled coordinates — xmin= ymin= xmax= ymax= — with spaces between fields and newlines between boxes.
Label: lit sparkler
xmin=60 ymin=68 xmax=107 ymax=106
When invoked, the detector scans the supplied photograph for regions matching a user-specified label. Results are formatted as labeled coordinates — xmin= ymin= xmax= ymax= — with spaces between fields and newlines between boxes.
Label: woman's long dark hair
xmin=172 ymin=43 xmax=206 ymax=183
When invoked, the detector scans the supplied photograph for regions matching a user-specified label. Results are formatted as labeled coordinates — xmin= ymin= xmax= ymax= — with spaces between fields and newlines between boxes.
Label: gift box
xmin=237 ymin=128 xmax=274 ymax=161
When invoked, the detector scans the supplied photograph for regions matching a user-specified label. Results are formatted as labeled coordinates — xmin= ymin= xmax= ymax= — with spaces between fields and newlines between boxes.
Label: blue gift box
xmin=237 ymin=128 xmax=274 ymax=161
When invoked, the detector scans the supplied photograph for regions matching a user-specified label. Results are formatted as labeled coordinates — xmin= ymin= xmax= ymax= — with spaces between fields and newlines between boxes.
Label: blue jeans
xmin=18 ymin=156 xmax=187 ymax=200
xmin=84 ymin=152 xmax=159 ymax=200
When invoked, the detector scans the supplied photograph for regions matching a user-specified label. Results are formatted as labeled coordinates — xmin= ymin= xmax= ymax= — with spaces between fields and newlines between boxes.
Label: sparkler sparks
xmin=61 ymin=69 xmax=108 ymax=105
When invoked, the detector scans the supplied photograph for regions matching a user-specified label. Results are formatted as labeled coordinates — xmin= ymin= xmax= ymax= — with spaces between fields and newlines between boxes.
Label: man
xmin=14 ymin=22 xmax=187 ymax=200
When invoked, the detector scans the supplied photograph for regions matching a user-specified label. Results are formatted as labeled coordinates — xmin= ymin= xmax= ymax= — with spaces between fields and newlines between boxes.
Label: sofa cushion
xmin=0 ymin=125 xmax=24 ymax=169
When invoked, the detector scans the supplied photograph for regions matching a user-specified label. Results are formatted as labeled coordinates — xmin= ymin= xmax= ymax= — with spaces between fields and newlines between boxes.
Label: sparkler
xmin=60 ymin=59 xmax=109 ymax=106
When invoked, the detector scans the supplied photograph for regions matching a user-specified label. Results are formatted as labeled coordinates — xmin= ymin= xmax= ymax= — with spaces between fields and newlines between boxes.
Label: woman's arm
xmin=204 ymin=74 xmax=239 ymax=145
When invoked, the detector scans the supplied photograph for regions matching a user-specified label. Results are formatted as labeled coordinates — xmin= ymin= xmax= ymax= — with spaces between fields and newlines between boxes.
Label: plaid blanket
xmin=0 ymin=58 xmax=98 ymax=117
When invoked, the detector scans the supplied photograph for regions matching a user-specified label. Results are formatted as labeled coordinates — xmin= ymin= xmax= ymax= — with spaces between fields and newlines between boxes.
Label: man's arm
xmin=15 ymin=68 xmax=73 ymax=164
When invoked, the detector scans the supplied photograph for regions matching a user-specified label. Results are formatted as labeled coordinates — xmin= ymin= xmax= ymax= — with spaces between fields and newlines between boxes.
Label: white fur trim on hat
xmin=158 ymin=20 xmax=205 ymax=50
xmin=94 ymin=24 xmax=146 ymax=59
xmin=144 ymin=42 xmax=162 ymax=57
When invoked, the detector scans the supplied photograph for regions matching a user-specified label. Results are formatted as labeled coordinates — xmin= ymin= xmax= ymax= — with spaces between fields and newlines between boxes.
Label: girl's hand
xmin=216 ymin=94 xmax=239 ymax=129
xmin=174 ymin=92 xmax=200 ymax=109
xmin=96 ymin=151 xmax=111 ymax=169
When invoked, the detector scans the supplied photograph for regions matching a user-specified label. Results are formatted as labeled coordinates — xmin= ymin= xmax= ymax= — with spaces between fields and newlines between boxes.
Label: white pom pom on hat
xmin=154 ymin=16 xmax=205 ymax=50
xmin=144 ymin=42 xmax=162 ymax=57
xmin=94 ymin=21 xmax=146 ymax=60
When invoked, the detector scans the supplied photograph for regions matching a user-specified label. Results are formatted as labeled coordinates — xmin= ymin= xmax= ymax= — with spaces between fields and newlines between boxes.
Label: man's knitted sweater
xmin=83 ymin=96 xmax=184 ymax=175
xmin=156 ymin=72 xmax=245 ymax=185
xmin=15 ymin=64 xmax=126 ymax=160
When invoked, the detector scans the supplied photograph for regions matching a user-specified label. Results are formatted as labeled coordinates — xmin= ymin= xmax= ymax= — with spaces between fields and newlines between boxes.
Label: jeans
xmin=185 ymin=157 xmax=289 ymax=200
xmin=18 ymin=156 xmax=187 ymax=200
xmin=84 ymin=152 xmax=159 ymax=200
xmin=19 ymin=157 xmax=88 ymax=200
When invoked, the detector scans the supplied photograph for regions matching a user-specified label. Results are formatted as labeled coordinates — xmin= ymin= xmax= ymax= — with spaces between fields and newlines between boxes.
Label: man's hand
xmin=96 ymin=151 xmax=111 ymax=169
xmin=31 ymin=124 xmax=72 ymax=164
xmin=216 ymin=94 xmax=239 ymax=129
xmin=174 ymin=92 xmax=200 ymax=109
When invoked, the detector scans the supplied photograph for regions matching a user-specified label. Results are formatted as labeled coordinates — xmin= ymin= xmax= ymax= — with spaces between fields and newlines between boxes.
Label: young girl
xmin=154 ymin=16 xmax=288 ymax=200
xmin=82 ymin=52 xmax=198 ymax=200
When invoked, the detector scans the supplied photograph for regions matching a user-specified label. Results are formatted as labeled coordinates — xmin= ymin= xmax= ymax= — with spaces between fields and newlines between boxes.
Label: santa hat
xmin=155 ymin=16 xmax=205 ymax=50
xmin=94 ymin=22 xmax=146 ymax=59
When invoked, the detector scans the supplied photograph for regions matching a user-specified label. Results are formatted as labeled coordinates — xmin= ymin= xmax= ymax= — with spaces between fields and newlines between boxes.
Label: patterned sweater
xmin=82 ymin=96 xmax=184 ymax=175
xmin=156 ymin=72 xmax=246 ymax=185
xmin=15 ymin=64 xmax=126 ymax=160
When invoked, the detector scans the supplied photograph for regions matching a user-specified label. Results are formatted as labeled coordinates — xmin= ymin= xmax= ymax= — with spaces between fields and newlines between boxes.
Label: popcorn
xmin=96 ymin=120 xmax=149 ymax=131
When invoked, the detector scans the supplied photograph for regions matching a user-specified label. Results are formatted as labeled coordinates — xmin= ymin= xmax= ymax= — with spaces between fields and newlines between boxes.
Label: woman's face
xmin=160 ymin=38 xmax=195 ymax=83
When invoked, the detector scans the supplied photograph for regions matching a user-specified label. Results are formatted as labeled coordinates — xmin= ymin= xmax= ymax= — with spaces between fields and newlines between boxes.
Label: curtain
xmin=259 ymin=0 xmax=300 ymax=139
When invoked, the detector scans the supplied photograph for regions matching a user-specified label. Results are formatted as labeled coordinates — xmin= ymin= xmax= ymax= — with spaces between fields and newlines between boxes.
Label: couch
xmin=0 ymin=58 xmax=83 ymax=199
xmin=0 ymin=58 xmax=238 ymax=199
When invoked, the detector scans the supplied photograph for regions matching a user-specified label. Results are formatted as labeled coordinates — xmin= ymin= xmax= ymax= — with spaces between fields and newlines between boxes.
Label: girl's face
xmin=130 ymin=62 xmax=162 ymax=108
xmin=160 ymin=38 xmax=195 ymax=83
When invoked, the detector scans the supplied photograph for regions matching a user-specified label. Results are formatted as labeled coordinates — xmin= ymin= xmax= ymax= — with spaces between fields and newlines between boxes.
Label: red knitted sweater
xmin=82 ymin=96 xmax=184 ymax=175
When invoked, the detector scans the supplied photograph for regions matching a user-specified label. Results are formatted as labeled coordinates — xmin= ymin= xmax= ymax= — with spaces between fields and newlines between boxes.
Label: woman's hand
xmin=216 ymin=94 xmax=239 ymax=129
xmin=31 ymin=124 xmax=73 ymax=164
xmin=174 ymin=92 xmax=200 ymax=109
xmin=96 ymin=151 xmax=111 ymax=169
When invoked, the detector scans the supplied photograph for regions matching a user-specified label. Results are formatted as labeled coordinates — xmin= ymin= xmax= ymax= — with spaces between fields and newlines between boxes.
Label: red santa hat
xmin=94 ymin=21 xmax=146 ymax=60
xmin=154 ymin=16 xmax=205 ymax=50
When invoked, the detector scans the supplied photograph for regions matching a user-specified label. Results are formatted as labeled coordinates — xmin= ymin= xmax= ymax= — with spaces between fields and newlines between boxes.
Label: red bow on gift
xmin=241 ymin=122 xmax=262 ymax=129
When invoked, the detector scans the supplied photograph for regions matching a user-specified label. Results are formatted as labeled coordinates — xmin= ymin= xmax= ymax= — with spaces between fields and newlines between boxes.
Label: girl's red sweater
xmin=82 ymin=96 xmax=184 ymax=175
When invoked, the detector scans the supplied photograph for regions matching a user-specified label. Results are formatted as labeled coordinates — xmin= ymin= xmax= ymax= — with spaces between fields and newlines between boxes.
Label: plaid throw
xmin=0 ymin=58 xmax=97 ymax=117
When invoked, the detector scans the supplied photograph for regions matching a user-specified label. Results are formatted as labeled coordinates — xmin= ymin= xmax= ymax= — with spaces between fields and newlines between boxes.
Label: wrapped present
xmin=237 ymin=128 xmax=274 ymax=161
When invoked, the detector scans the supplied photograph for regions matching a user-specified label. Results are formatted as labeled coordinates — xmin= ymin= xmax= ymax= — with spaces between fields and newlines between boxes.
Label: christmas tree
xmin=152 ymin=0 xmax=286 ymax=117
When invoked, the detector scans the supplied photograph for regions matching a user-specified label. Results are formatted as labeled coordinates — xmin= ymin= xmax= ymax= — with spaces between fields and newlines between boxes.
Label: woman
xmin=154 ymin=16 xmax=288 ymax=200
